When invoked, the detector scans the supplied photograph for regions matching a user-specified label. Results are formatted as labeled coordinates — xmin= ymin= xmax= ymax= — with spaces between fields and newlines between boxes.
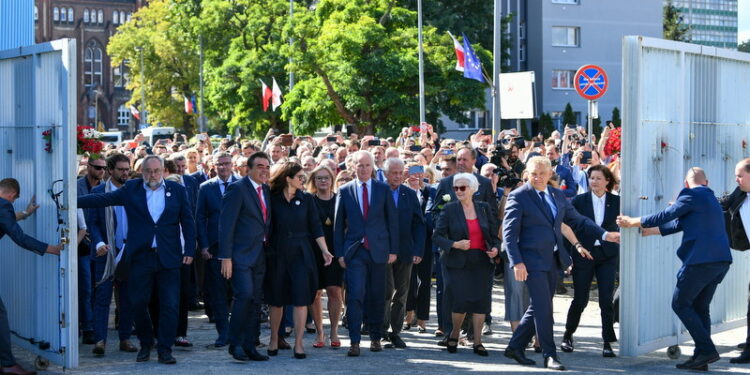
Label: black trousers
xmin=177 ymin=264 xmax=192 ymax=337
xmin=0 ymin=296 xmax=16 ymax=367
xmin=384 ymin=261 xmax=413 ymax=335
xmin=564 ymin=249 xmax=618 ymax=343
xmin=406 ymin=248 xmax=433 ymax=321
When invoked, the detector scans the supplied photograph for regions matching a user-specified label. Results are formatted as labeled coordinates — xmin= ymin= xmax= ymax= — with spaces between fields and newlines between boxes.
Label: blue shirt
xmin=391 ymin=186 xmax=399 ymax=208
xmin=144 ymin=180 xmax=166 ymax=247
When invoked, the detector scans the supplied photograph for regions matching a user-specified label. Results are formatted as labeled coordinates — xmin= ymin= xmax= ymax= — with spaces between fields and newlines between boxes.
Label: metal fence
xmin=0 ymin=39 xmax=78 ymax=369
xmin=0 ymin=0 xmax=34 ymax=50
xmin=620 ymin=36 xmax=750 ymax=357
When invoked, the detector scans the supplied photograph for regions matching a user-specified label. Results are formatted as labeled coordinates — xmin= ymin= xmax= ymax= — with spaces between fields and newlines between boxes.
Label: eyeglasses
xmin=296 ymin=175 xmax=307 ymax=182
xmin=315 ymin=176 xmax=331 ymax=181
xmin=216 ymin=162 xmax=232 ymax=167
xmin=90 ymin=165 xmax=106 ymax=171
xmin=453 ymin=185 xmax=468 ymax=192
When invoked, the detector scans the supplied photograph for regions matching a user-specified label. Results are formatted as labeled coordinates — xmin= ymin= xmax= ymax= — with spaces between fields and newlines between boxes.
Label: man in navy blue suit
xmin=619 ymin=167 xmax=732 ymax=371
xmin=0 ymin=178 xmax=62 ymax=375
xmin=545 ymin=145 xmax=577 ymax=198
xmin=503 ymin=156 xmax=619 ymax=371
xmin=78 ymin=155 xmax=196 ymax=365
xmin=217 ymin=152 xmax=272 ymax=362
xmin=334 ymin=150 xmax=399 ymax=357
xmin=196 ymin=152 xmax=237 ymax=348
xmin=382 ymin=158 xmax=425 ymax=349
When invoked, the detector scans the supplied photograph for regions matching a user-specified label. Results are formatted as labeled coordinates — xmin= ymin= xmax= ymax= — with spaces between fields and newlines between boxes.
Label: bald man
xmin=618 ymin=167 xmax=732 ymax=371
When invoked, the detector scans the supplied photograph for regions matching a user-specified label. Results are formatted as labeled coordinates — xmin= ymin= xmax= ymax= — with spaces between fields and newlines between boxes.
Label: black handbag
xmin=77 ymin=234 xmax=92 ymax=257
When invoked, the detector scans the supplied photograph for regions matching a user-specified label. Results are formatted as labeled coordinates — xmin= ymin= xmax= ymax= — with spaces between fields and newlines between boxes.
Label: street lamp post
xmin=417 ymin=0 xmax=425 ymax=125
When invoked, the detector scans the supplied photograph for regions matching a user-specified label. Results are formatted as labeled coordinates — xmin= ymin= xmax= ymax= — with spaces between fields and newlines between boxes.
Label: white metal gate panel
xmin=0 ymin=39 xmax=78 ymax=368
xmin=620 ymin=36 xmax=750 ymax=357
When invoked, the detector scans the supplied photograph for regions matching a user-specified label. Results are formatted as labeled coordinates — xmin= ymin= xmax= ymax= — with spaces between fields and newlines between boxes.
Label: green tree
xmin=664 ymin=0 xmax=689 ymax=42
xmin=538 ymin=112 xmax=554 ymax=137
xmin=562 ymin=103 xmax=576 ymax=127
xmin=611 ymin=106 xmax=621 ymax=127
xmin=739 ymin=40 xmax=750 ymax=53
xmin=108 ymin=0 xmax=202 ymax=132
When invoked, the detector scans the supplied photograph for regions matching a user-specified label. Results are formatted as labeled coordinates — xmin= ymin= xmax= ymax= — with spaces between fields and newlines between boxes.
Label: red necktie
xmin=257 ymin=185 xmax=267 ymax=222
xmin=362 ymin=183 xmax=369 ymax=249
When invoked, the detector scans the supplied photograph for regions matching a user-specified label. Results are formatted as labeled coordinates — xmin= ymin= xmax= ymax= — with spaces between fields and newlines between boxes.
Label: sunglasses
xmin=453 ymin=185 xmax=468 ymax=192
xmin=90 ymin=165 xmax=106 ymax=171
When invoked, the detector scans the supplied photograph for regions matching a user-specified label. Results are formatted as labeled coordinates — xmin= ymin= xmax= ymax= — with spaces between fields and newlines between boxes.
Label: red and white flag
xmin=261 ymin=79 xmax=273 ymax=112
xmin=271 ymin=77 xmax=282 ymax=111
xmin=448 ymin=31 xmax=465 ymax=72
xmin=129 ymin=105 xmax=140 ymax=120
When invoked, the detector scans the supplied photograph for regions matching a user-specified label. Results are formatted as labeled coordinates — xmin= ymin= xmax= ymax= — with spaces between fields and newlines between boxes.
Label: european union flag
xmin=462 ymin=33 xmax=484 ymax=83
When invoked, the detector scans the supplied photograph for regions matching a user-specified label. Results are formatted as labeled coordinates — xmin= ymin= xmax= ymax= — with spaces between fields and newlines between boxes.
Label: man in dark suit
xmin=334 ymin=150 xmax=399 ymax=357
xmin=428 ymin=146 xmax=497 ymax=342
xmin=77 ymin=156 xmax=107 ymax=345
xmin=545 ymin=146 xmax=577 ymax=198
xmin=87 ymin=153 xmax=137 ymax=356
xmin=721 ymin=158 xmax=750 ymax=364
xmin=619 ymin=167 xmax=733 ymax=371
xmin=382 ymin=158 xmax=425 ymax=349
xmin=503 ymin=156 xmax=619 ymax=371
xmin=196 ymin=152 xmax=237 ymax=348
xmin=0 ymin=179 xmax=62 ymax=375
xmin=78 ymin=155 xmax=196 ymax=365
xmin=217 ymin=152 xmax=272 ymax=362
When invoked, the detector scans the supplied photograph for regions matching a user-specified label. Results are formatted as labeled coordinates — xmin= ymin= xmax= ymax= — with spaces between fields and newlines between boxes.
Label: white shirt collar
xmin=355 ymin=178 xmax=372 ymax=188
xmin=592 ymin=191 xmax=606 ymax=203
xmin=248 ymin=177 xmax=263 ymax=191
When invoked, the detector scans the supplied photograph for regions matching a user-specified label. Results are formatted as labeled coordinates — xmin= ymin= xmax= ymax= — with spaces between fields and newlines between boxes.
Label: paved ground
xmin=12 ymin=280 xmax=750 ymax=374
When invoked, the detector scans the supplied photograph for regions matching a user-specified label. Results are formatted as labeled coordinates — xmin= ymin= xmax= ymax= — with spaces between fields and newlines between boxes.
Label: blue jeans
xmin=672 ymin=262 xmax=730 ymax=357
xmin=78 ymin=255 xmax=93 ymax=332
xmin=92 ymin=257 xmax=133 ymax=342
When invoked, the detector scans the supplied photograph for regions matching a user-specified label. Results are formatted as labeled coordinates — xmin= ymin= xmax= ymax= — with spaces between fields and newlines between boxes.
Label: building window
xmin=127 ymin=13 xmax=132 ymax=22
xmin=552 ymin=0 xmax=579 ymax=4
xmin=84 ymin=41 xmax=103 ymax=88
xmin=551 ymin=70 xmax=575 ymax=89
xmin=97 ymin=9 xmax=104 ymax=25
xmin=113 ymin=10 xmax=119 ymax=25
xmin=84 ymin=9 xmax=90 ymax=23
xmin=53 ymin=7 xmax=60 ymax=22
xmin=113 ymin=61 xmax=129 ymax=88
xmin=120 ymin=11 xmax=127 ymax=24
xmin=34 ymin=6 xmax=38 ymax=22
xmin=68 ymin=8 xmax=74 ymax=24
xmin=519 ymin=22 xmax=526 ymax=40
xmin=519 ymin=43 xmax=526 ymax=62
xmin=551 ymin=26 xmax=579 ymax=47
xmin=117 ymin=105 xmax=131 ymax=126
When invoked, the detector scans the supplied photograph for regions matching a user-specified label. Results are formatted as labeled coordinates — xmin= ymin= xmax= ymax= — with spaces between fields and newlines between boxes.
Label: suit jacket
xmin=0 ymin=197 xmax=47 ymax=255
xmin=502 ymin=183 xmax=606 ymax=271
xmin=196 ymin=176 xmax=237 ymax=252
xmin=182 ymin=174 xmax=199 ymax=214
xmin=642 ymin=186 xmax=733 ymax=265
xmin=570 ymin=191 xmax=620 ymax=259
xmin=78 ymin=178 xmax=196 ymax=269
xmin=217 ymin=176 xmax=271 ymax=267
xmin=421 ymin=185 xmax=436 ymax=254
xmin=77 ymin=176 xmax=99 ymax=228
xmin=190 ymin=170 xmax=208 ymax=185
xmin=427 ymin=173 xmax=498 ymax=226
xmin=432 ymin=201 xmax=500 ymax=269
xmin=555 ymin=164 xmax=577 ymax=198
xmin=719 ymin=187 xmax=750 ymax=250
xmin=334 ymin=179 xmax=399 ymax=264
xmin=391 ymin=185 xmax=426 ymax=263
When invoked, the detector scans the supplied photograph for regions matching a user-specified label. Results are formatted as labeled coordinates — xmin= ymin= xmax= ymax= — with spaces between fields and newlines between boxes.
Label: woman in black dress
xmin=266 ymin=162 xmax=334 ymax=359
xmin=306 ymin=165 xmax=345 ymax=348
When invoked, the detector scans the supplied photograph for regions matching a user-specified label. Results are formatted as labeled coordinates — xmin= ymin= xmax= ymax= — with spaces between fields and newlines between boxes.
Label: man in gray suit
xmin=218 ymin=152 xmax=272 ymax=362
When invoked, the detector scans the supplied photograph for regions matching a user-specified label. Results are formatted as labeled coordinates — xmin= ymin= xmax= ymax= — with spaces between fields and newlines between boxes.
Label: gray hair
xmin=525 ymin=156 xmax=551 ymax=173
xmin=352 ymin=150 xmax=374 ymax=165
xmin=383 ymin=157 xmax=404 ymax=172
xmin=453 ymin=172 xmax=479 ymax=192
xmin=142 ymin=155 xmax=164 ymax=169
xmin=168 ymin=153 xmax=186 ymax=163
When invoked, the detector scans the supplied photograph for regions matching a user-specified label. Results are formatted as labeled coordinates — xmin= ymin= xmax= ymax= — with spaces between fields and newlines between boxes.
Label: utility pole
xmin=199 ymin=35 xmax=206 ymax=133
xmin=417 ymin=0 xmax=425 ymax=124
xmin=491 ymin=0 xmax=502 ymax=138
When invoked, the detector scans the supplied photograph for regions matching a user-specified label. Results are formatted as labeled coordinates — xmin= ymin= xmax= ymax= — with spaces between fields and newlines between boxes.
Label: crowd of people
xmin=1 ymin=121 xmax=749 ymax=374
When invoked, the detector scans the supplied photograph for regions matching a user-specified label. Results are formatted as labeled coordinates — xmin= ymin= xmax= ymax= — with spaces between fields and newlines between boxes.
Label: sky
xmin=741 ymin=0 xmax=749 ymax=43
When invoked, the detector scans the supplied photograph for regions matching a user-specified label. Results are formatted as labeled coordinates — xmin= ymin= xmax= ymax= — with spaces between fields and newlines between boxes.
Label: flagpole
xmin=199 ymin=35 xmax=206 ymax=133
xmin=491 ymin=0 xmax=502 ymax=139
xmin=288 ymin=0 xmax=295 ymax=135
xmin=417 ymin=0 xmax=425 ymax=125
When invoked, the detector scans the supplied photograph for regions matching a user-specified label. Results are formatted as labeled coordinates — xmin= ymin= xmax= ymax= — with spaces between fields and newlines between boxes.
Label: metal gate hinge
xmin=60 ymin=312 xmax=66 ymax=328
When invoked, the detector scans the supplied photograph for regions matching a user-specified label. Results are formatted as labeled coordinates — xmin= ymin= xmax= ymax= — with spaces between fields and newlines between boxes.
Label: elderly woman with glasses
xmin=432 ymin=173 xmax=500 ymax=357
xmin=265 ymin=162 xmax=334 ymax=359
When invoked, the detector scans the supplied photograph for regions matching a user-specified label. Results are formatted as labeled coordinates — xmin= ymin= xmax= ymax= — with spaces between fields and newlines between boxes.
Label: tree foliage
xmin=611 ymin=106 xmax=621 ymax=127
xmin=562 ymin=103 xmax=576 ymax=127
xmin=739 ymin=40 xmax=750 ymax=53
xmin=663 ymin=1 xmax=689 ymax=42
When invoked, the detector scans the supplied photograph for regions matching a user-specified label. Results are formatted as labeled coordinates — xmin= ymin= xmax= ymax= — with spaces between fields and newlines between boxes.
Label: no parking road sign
xmin=574 ymin=64 xmax=608 ymax=100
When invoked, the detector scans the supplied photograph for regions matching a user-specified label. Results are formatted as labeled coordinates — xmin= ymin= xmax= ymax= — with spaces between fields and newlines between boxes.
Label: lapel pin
xmin=295 ymin=200 xmax=301 ymax=206
xmin=166 ymin=192 xmax=172 ymax=197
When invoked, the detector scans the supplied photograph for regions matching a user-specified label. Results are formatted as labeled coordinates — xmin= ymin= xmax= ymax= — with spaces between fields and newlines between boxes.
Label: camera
xmin=493 ymin=166 xmax=522 ymax=189
xmin=489 ymin=147 xmax=509 ymax=166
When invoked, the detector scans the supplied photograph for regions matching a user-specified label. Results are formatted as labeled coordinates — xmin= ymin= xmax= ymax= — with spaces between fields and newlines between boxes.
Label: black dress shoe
xmin=294 ymin=351 xmax=306 ymax=359
xmin=560 ymin=337 xmax=574 ymax=353
xmin=730 ymin=351 xmax=750 ymax=364
xmin=504 ymin=347 xmax=536 ymax=365
xmin=158 ymin=352 xmax=177 ymax=364
xmin=136 ymin=345 xmax=152 ymax=362
xmin=437 ymin=337 xmax=448 ymax=347
xmin=602 ymin=342 xmax=616 ymax=358
xmin=370 ymin=340 xmax=383 ymax=352
xmin=228 ymin=346 xmax=249 ymax=361
xmin=473 ymin=344 xmax=489 ymax=357
xmin=690 ymin=353 xmax=720 ymax=368
xmin=389 ymin=334 xmax=407 ymax=349
xmin=534 ymin=346 xmax=542 ymax=353
xmin=82 ymin=331 xmax=96 ymax=345
xmin=544 ymin=355 xmax=566 ymax=371
xmin=347 ymin=344 xmax=360 ymax=357
xmin=244 ymin=348 xmax=269 ymax=361
xmin=739 ymin=342 xmax=747 ymax=349
xmin=675 ymin=356 xmax=696 ymax=369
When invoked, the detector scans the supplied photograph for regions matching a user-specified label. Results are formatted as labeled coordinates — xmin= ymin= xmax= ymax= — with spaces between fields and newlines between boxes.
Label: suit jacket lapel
xmin=349 ymin=183 xmax=365 ymax=221
xmin=453 ymin=203 xmax=469 ymax=239
xmin=137 ymin=182 xmax=154 ymax=224
xmin=582 ymin=192 xmax=595 ymax=220
xmin=244 ymin=177 xmax=263 ymax=216
xmin=602 ymin=192 xmax=615 ymax=225
xmin=527 ymin=186 xmax=553 ymax=224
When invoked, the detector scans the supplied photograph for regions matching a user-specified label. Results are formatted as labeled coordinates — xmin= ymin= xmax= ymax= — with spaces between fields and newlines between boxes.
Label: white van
xmin=98 ymin=131 xmax=123 ymax=146
xmin=140 ymin=126 xmax=175 ymax=146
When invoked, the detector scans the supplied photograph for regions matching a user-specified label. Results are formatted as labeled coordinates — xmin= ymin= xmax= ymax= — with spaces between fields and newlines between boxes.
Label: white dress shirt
xmin=144 ymin=180 xmax=166 ymax=247
xmin=248 ymin=177 xmax=267 ymax=208
xmin=592 ymin=192 xmax=606 ymax=246
xmin=354 ymin=178 xmax=373 ymax=215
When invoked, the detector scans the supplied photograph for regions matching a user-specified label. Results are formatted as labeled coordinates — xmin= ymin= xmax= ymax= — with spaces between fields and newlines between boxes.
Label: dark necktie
xmin=222 ymin=182 xmax=228 ymax=196
xmin=362 ymin=183 xmax=370 ymax=249
xmin=539 ymin=191 xmax=555 ymax=220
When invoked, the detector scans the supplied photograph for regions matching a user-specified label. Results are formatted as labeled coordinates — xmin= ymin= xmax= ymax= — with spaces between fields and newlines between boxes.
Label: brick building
xmin=34 ymin=0 xmax=146 ymax=135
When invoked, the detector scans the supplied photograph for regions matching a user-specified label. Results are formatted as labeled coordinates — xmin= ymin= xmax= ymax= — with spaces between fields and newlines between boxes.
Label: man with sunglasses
xmin=76 ymin=157 xmax=107 ymax=345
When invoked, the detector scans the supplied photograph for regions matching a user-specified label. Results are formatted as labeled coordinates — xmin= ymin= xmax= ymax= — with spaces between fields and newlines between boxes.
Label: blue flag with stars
xmin=462 ymin=33 xmax=484 ymax=83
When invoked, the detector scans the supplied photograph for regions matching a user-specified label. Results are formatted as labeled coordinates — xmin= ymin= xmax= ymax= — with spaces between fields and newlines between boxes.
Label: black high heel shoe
xmin=294 ymin=351 xmax=306 ymax=359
